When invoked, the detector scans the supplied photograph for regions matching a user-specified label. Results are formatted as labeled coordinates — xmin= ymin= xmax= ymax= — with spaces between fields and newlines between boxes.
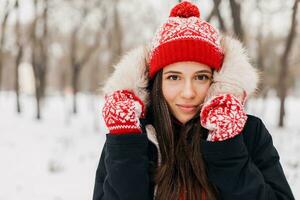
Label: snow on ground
xmin=0 ymin=92 xmax=105 ymax=200
xmin=247 ymin=95 xmax=300 ymax=198
xmin=0 ymin=92 xmax=299 ymax=199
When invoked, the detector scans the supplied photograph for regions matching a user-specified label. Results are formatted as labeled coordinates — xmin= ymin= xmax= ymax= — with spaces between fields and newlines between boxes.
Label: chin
xmin=177 ymin=112 xmax=199 ymax=124
xmin=178 ymin=116 xmax=193 ymax=124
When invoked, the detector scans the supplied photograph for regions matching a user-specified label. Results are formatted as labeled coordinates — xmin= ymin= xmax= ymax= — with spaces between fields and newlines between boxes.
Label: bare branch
xmin=0 ymin=0 xmax=14 ymax=89
xmin=206 ymin=0 xmax=221 ymax=22
xmin=282 ymin=0 xmax=299 ymax=63
xmin=278 ymin=0 xmax=299 ymax=127
xmin=229 ymin=0 xmax=244 ymax=41
xmin=78 ymin=31 xmax=101 ymax=68
xmin=206 ymin=0 xmax=227 ymax=33
xmin=69 ymin=0 xmax=107 ymax=114
xmin=14 ymin=0 xmax=23 ymax=113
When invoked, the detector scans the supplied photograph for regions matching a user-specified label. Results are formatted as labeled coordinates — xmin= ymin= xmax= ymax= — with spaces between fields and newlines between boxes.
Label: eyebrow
xmin=163 ymin=70 xmax=212 ymax=75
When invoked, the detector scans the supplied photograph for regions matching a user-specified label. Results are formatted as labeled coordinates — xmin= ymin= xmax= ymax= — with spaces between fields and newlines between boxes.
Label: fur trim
xmin=101 ymin=36 xmax=259 ymax=105
xmin=102 ymin=46 xmax=150 ymax=105
xmin=205 ymin=36 xmax=259 ymax=102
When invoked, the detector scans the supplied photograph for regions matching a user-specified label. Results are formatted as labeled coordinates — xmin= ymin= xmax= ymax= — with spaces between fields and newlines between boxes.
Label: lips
xmin=176 ymin=104 xmax=198 ymax=113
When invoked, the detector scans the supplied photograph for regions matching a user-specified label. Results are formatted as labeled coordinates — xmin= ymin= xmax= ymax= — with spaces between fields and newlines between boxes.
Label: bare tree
xmin=229 ymin=0 xmax=244 ymax=41
xmin=206 ymin=0 xmax=227 ymax=33
xmin=0 ymin=0 xmax=12 ymax=90
xmin=14 ymin=0 xmax=24 ymax=113
xmin=39 ymin=0 xmax=49 ymax=100
xmin=106 ymin=0 xmax=123 ymax=75
xmin=31 ymin=0 xmax=49 ymax=119
xmin=31 ymin=0 xmax=39 ymax=119
xmin=70 ymin=1 xmax=106 ymax=114
xmin=255 ymin=0 xmax=267 ymax=97
xmin=278 ymin=0 xmax=299 ymax=127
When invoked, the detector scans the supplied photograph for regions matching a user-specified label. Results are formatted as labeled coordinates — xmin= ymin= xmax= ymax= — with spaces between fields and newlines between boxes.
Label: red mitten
xmin=200 ymin=94 xmax=247 ymax=142
xmin=102 ymin=90 xmax=145 ymax=134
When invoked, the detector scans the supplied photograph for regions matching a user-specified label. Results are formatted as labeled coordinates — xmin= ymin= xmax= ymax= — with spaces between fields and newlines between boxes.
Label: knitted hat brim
xmin=149 ymin=39 xmax=224 ymax=79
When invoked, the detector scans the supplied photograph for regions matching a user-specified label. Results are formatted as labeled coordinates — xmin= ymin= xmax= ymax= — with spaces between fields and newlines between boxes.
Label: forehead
xmin=163 ymin=61 xmax=212 ymax=73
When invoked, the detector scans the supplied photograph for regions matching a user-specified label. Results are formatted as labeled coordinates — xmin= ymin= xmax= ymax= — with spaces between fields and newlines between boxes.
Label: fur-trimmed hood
xmin=102 ymin=35 xmax=259 ymax=104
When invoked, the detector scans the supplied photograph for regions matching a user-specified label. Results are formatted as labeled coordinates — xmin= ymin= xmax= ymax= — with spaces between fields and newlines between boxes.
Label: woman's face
xmin=162 ymin=61 xmax=213 ymax=124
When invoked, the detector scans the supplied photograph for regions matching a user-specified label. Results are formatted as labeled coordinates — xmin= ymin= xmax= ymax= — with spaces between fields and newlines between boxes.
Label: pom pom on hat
xmin=170 ymin=1 xmax=200 ymax=18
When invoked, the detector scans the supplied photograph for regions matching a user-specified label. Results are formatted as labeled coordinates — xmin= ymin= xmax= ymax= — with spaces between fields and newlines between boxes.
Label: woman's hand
xmin=102 ymin=90 xmax=145 ymax=134
xmin=200 ymin=94 xmax=247 ymax=142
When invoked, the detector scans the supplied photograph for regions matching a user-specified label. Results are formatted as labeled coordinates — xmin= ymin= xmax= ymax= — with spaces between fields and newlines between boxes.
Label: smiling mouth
xmin=176 ymin=104 xmax=198 ymax=113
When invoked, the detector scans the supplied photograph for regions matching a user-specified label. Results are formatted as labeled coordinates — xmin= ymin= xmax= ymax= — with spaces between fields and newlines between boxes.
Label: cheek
xmin=162 ymin=82 xmax=174 ymax=103
xmin=196 ymin=83 xmax=211 ymax=101
xmin=162 ymin=81 xmax=182 ymax=104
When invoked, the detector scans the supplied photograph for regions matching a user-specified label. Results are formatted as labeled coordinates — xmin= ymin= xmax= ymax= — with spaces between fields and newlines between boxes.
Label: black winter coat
xmin=92 ymin=115 xmax=294 ymax=200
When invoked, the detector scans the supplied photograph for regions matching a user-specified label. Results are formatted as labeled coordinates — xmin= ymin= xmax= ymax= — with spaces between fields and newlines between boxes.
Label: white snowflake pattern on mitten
xmin=102 ymin=90 xmax=145 ymax=134
xmin=200 ymin=94 xmax=247 ymax=142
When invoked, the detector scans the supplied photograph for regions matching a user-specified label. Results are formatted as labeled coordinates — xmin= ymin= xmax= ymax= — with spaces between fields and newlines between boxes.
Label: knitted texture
xmin=149 ymin=1 xmax=224 ymax=79
xmin=102 ymin=90 xmax=145 ymax=134
xmin=200 ymin=94 xmax=247 ymax=142
xmin=170 ymin=1 xmax=200 ymax=18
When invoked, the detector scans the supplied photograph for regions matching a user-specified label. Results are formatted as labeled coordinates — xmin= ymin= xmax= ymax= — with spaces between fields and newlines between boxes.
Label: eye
xmin=166 ymin=75 xmax=180 ymax=81
xmin=195 ymin=74 xmax=211 ymax=81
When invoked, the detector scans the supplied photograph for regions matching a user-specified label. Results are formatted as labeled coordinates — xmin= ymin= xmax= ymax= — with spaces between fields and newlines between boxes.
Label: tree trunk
xmin=14 ymin=0 xmax=23 ymax=113
xmin=30 ymin=0 xmax=49 ymax=119
xmin=256 ymin=20 xmax=266 ymax=97
xmin=15 ymin=46 xmax=23 ymax=114
xmin=206 ymin=0 xmax=226 ymax=33
xmin=72 ymin=66 xmax=79 ymax=114
xmin=107 ymin=0 xmax=123 ymax=74
xmin=70 ymin=29 xmax=78 ymax=114
xmin=15 ymin=49 xmax=22 ymax=113
xmin=32 ymin=0 xmax=37 ymax=117
xmin=34 ymin=71 xmax=42 ymax=120
xmin=31 ymin=0 xmax=42 ymax=120
xmin=69 ymin=2 xmax=103 ymax=114
xmin=278 ymin=0 xmax=299 ymax=127
xmin=69 ymin=16 xmax=80 ymax=114
xmin=0 ymin=0 xmax=10 ymax=90
xmin=40 ymin=0 xmax=48 ymax=99
xmin=113 ymin=1 xmax=122 ymax=63
xmin=229 ymin=0 xmax=244 ymax=41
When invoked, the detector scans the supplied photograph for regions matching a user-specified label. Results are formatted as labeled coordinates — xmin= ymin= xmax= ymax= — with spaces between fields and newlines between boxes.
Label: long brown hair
xmin=147 ymin=70 xmax=218 ymax=200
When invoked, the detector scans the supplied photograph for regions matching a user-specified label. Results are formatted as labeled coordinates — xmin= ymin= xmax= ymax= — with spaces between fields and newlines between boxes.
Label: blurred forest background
xmin=0 ymin=0 xmax=300 ymax=199
xmin=0 ymin=0 xmax=299 ymax=126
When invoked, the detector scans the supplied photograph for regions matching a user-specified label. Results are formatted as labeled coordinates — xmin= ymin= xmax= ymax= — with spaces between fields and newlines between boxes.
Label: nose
xmin=180 ymin=80 xmax=196 ymax=99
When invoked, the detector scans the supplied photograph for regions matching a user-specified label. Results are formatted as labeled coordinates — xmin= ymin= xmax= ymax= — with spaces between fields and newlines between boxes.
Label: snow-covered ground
xmin=0 ymin=92 xmax=299 ymax=199
xmin=247 ymin=95 xmax=300 ymax=198
xmin=0 ymin=93 xmax=106 ymax=200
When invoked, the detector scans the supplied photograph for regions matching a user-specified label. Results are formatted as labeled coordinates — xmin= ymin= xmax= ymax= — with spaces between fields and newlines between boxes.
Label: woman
xmin=93 ymin=1 xmax=294 ymax=200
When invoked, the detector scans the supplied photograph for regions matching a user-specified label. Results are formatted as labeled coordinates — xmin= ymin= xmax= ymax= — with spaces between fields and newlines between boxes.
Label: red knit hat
xmin=149 ymin=1 xmax=224 ymax=79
